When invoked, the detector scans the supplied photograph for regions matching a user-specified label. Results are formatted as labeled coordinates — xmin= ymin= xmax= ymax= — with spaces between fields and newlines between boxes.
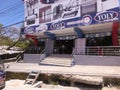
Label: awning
xmin=85 ymin=32 xmax=112 ymax=38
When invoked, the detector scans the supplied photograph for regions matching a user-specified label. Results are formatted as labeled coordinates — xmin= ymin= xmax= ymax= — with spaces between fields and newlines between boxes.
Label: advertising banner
xmin=24 ymin=0 xmax=120 ymax=34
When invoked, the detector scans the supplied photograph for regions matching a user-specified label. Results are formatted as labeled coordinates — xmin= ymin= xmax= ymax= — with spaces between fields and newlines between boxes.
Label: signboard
xmin=24 ymin=0 xmax=119 ymax=34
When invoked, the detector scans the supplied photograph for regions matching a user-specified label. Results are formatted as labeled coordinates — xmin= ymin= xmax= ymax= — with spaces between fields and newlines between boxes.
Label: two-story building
xmin=22 ymin=0 xmax=120 ymax=66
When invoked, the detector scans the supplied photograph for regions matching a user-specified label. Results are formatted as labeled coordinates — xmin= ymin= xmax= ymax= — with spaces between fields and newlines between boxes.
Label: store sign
xmin=50 ymin=22 xmax=65 ymax=30
xmin=25 ymin=26 xmax=39 ymax=34
xmin=25 ymin=0 xmax=119 ymax=32
xmin=82 ymin=15 xmax=92 ymax=25
xmin=94 ymin=11 xmax=118 ymax=22
xmin=36 ymin=24 xmax=48 ymax=32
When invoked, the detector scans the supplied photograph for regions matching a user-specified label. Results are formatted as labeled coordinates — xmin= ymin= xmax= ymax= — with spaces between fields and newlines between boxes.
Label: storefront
xmin=23 ymin=0 xmax=120 ymax=55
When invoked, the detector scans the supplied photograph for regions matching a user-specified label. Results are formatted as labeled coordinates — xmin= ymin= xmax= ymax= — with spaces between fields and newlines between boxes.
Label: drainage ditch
xmin=6 ymin=72 xmax=120 ymax=90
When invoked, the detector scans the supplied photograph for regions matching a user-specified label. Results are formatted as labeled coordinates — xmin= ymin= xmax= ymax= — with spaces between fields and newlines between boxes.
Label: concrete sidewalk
xmin=5 ymin=62 xmax=120 ymax=78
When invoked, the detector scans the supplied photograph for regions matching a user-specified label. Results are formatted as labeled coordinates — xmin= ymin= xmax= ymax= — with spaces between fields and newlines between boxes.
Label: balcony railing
xmin=73 ymin=46 xmax=120 ymax=56
xmin=25 ymin=46 xmax=120 ymax=56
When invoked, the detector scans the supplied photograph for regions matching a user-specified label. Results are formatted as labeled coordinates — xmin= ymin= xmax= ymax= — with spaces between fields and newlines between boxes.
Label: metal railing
xmin=25 ymin=46 xmax=120 ymax=56
xmin=39 ymin=48 xmax=46 ymax=62
xmin=25 ymin=47 xmax=44 ymax=54
xmin=73 ymin=46 xmax=120 ymax=56
xmin=86 ymin=46 xmax=120 ymax=56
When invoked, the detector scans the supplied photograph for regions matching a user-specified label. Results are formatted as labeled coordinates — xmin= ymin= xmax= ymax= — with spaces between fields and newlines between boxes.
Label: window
xmin=39 ymin=6 xmax=51 ymax=23
xmin=101 ymin=0 xmax=107 ymax=2
xmin=26 ymin=0 xmax=38 ymax=8
xmin=27 ymin=19 xmax=35 ymax=25
xmin=81 ymin=2 xmax=97 ymax=15
xmin=28 ymin=9 xmax=34 ymax=16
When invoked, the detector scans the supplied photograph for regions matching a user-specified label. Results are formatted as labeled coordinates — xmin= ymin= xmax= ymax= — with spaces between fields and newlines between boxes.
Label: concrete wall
xmin=45 ymin=40 xmax=54 ymax=56
xmin=24 ymin=54 xmax=46 ymax=63
xmin=75 ymin=38 xmax=86 ymax=55
xmin=74 ymin=55 xmax=120 ymax=66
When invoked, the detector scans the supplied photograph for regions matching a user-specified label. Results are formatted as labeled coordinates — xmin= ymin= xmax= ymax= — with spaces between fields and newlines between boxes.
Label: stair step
xmin=40 ymin=61 xmax=71 ymax=65
xmin=40 ymin=62 xmax=72 ymax=66
xmin=40 ymin=59 xmax=72 ymax=62
xmin=41 ymin=61 xmax=71 ymax=64
xmin=40 ymin=60 xmax=72 ymax=66
xmin=29 ymin=73 xmax=38 ymax=76
xmin=44 ymin=58 xmax=72 ymax=61
xmin=39 ymin=54 xmax=73 ymax=67
xmin=26 ymin=79 xmax=35 ymax=81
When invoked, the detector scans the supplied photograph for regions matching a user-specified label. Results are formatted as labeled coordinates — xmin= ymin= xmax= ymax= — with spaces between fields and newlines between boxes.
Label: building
xmin=22 ymin=0 xmax=120 ymax=66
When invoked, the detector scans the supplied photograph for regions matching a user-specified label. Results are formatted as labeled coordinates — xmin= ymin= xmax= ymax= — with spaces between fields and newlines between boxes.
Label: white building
xmin=22 ymin=0 xmax=120 ymax=66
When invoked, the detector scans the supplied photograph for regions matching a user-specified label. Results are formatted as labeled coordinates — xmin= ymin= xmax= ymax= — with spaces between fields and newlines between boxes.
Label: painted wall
xmin=24 ymin=0 xmax=119 ymax=34
xmin=45 ymin=39 xmax=54 ymax=55
xmin=74 ymin=55 xmax=120 ymax=66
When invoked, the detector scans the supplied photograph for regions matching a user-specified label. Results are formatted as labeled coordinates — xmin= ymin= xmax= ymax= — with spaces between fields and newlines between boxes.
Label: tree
xmin=0 ymin=24 xmax=3 ymax=36
xmin=0 ymin=23 xmax=31 ymax=50
xmin=15 ymin=39 xmax=30 ymax=49
xmin=0 ymin=24 xmax=14 ymax=46
xmin=0 ymin=36 xmax=14 ymax=46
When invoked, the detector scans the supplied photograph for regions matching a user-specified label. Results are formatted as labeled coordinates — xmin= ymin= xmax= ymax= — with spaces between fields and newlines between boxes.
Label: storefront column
xmin=45 ymin=39 xmax=54 ymax=55
xmin=112 ymin=22 xmax=119 ymax=46
xmin=75 ymin=38 xmax=86 ymax=55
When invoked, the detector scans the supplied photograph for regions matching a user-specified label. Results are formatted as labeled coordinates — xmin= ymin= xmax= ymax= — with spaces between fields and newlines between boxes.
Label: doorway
xmin=54 ymin=40 xmax=75 ymax=54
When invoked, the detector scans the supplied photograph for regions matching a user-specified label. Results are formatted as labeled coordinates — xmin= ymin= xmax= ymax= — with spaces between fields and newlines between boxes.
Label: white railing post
xmin=86 ymin=46 xmax=120 ymax=56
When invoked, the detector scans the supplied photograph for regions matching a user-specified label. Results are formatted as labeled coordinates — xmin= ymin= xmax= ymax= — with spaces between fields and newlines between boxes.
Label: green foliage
xmin=0 ymin=36 xmax=14 ymax=46
xmin=0 ymin=24 xmax=3 ymax=27
xmin=48 ymin=74 xmax=60 ymax=85
xmin=0 ymin=24 xmax=15 ymax=46
xmin=103 ymin=77 xmax=120 ymax=86
xmin=15 ymin=39 xmax=30 ymax=49
xmin=0 ymin=24 xmax=3 ymax=34
xmin=6 ymin=72 xmax=28 ymax=81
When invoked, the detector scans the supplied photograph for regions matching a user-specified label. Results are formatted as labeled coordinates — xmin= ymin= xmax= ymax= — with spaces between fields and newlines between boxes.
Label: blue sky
xmin=0 ymin=0 xmax=24 ymax=27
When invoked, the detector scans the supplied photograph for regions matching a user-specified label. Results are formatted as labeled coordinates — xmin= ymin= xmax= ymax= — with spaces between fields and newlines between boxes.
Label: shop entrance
xmin=54 ymin=40 xmax=75 ymax=54
xmin=86 ymin=36 xmax=112 ymax=46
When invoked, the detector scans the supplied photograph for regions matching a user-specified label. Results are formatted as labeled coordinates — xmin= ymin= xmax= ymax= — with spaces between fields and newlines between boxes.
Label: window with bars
xmin=81 ymin=2 xmax=97 ymax=15
xmin=39 ymin=6 xmax=51 ymax=23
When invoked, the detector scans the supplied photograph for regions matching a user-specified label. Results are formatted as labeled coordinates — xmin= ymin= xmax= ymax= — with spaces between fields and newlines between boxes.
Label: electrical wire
xmin=4 ymin=13 xmax=24 ymax=26
xmin=0 ymin=2 xmax=22 ymax=12
xmin=1 ymin=20 xmax=24 ymax=29
xmin=0 ymin=8 xmax=24 ymax=17
xmin=0 ymin=0 xmax=96 ymax=29
xmin=0 ymin=0 xmax=24 ymax=28
xmin=0 ymin=3 xmax=23 ymax=15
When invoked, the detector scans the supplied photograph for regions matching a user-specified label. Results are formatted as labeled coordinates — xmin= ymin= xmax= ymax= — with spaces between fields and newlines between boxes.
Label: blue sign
xmin=46 ymin=7 xmax=119 ymax=31
xmin=94 ymin=11 xmax=118 ymax=22
xmin=25 ymin=7 xmax=119 ymax=33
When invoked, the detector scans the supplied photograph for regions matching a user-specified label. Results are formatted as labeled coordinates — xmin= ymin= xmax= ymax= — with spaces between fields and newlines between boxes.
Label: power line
xmin=0 ymin=0 xmax=24 ymax=27
xmin=0 ymin=3 xmax=23 ymax=15
xmin=4 ymin=13 xmax=24 ymax=26
xmin=1 ymin=20 xmax=24 ymax=29
xmin=0 ymin=1 xmax=23 ymax=13
xmin=0 ymin=9 xmax=24 ymax=17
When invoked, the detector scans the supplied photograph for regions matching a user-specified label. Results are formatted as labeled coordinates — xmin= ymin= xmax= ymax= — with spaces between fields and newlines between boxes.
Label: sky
xmin=0 ymin=0 xmax=24 ymax=27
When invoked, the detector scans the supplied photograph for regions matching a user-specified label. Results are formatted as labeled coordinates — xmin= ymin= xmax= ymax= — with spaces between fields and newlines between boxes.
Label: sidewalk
xmin=5 ymin=62 xmax=120 ymax=78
